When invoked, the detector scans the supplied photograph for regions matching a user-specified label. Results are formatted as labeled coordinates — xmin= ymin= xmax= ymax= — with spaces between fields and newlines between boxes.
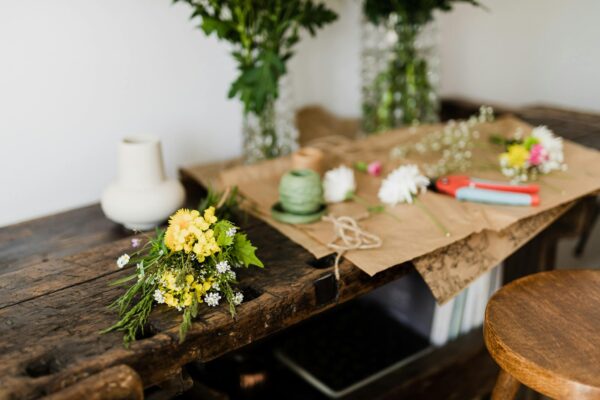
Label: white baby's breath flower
xmin=153 ymin=289 xmax=165 ymax=304
xmin=228 ymin=271 xmax=237 ymax=280
xmin=212 ymin=282 xmax=220 ymax=291
xmin=226 ymin=227 xmax=237 ymax=237
xmin=116 ymin=254 xmax=130 ymax=269
xmin=205 ymin=292 xmax=221 ymax=307
xmin=323 ymin=165 xmax=356 ymax=203
xmin=233 ymin=292 xmax=244 ymax=306
xmin=378 ymin=165 xmax=430 ymax=205
xmin=216 ymin=261 xmax=230 ymax=274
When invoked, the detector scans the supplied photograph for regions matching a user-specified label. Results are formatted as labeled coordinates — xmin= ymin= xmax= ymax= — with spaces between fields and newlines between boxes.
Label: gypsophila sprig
xmin=391 ymin=106 xmax=494 ymax=176
xmin=102 ymin=200 xmax=264 ymax=345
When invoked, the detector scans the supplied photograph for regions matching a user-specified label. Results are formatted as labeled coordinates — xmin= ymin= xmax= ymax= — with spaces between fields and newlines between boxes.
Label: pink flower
xmin=131 ymin=238 xmax=142 ymax=248
xmin=528 ymin=144 xmax=548 ymax=166
xmin=367 ymin=161 xmax=382 ymax=177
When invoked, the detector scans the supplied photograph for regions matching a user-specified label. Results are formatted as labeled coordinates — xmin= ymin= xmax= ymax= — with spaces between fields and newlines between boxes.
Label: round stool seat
xmin=485 ymin=270 xmax=600 ymax=400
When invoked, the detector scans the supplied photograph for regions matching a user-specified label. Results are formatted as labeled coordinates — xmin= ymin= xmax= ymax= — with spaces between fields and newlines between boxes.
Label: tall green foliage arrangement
xmin=175 ymin=0 xmax=337 ymax=160
xmin=362 ymin=0 xmax=481 ymax=133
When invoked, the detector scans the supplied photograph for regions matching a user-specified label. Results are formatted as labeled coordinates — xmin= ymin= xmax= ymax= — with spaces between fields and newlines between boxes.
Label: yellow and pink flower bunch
xmin=499 ymin=126 xmax=566 ymax=182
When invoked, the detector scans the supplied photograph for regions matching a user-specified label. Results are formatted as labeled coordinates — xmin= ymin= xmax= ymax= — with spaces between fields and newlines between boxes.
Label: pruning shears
xmin=434 ymin=175 xmax=540 ymax=206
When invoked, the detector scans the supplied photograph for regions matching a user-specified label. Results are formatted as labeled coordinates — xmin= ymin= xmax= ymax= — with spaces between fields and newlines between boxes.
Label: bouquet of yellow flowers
xmin=495 ymin=126 xmax=567 ymax=182
xmin=104 ymin=198 xmax=263 ymax=345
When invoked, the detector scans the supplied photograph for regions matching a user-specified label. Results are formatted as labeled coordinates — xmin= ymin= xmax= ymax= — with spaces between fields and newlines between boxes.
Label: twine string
xmin=322 ymin=214 xmax=382 ymax=280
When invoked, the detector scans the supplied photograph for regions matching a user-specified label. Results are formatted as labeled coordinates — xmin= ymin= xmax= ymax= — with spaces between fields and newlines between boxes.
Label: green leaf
xmin=109 ymin=273 xmax=138 ymax=286
xmin=214 ymin=220 xmax=236 ymax=247
xmin=201 ymin=16 xmax=231 ymax=38
xmin=233 ymin=233 xmax=264 ymax=268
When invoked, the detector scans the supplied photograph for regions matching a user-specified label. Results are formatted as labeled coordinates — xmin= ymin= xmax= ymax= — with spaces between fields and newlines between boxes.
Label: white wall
xmin=1 ymin=0 xmax=599 ymax=226
xmin=438 ymin=0 xmax=600 ymax=111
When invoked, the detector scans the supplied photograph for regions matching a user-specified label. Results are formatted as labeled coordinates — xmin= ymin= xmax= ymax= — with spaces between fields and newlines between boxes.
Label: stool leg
xmin=492 ymin=370 xmax=520 ymax=400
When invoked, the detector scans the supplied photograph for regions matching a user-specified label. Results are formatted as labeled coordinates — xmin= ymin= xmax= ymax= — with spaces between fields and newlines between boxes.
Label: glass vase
xmin=361 ymin=15 xmax=440 ymax=134
xmin=242 ymin=76 xmax=297 ymax=163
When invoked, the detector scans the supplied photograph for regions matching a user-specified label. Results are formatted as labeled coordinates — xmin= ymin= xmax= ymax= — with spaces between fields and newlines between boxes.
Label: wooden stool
xmin=484 ymin=269 xmax=600 ymax=400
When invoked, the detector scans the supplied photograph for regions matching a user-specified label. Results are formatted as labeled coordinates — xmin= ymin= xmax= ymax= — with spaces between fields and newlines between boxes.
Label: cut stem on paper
xmin=414 ymin=197 xmax=451 ymax=237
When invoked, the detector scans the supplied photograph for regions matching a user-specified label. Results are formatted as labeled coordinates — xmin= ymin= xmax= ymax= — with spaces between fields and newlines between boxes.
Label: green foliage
xmin=214 ymin=220 xmax=236 ymax=247
xmin=173 ymin=0 xmax=337 ymax=115
xmin=364 ymin=0 xmax=481 ymax=26
xmin=233 ymin=233 xmax=264 ymax=268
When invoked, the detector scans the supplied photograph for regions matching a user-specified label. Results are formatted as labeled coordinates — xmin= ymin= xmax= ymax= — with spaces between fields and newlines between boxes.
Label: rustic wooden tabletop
xmin=0 ymin=100 xmax=598 ymax=400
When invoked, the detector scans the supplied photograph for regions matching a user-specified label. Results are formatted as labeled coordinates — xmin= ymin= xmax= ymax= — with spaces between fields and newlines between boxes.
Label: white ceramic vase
xmin=101 ymin=135 xmax=185 ymax=230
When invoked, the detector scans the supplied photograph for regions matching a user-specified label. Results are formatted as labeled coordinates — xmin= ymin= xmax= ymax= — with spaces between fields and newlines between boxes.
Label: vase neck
xmin=118 ymin=136 xmax=166 ymax=187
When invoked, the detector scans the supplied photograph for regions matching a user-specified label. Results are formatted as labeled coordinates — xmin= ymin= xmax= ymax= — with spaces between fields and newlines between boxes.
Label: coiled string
xmin=322 ymin=214 xmax=382 ymax=280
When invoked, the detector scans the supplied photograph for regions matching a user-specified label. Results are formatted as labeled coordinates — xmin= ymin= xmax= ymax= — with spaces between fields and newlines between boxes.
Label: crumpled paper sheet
xmin=190 ymin=117 xmax=600 ymax=303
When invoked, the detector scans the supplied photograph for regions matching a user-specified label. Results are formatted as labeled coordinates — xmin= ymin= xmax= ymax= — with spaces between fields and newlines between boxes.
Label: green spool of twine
xmin=279 ymin=169 xmax=323 ymax=215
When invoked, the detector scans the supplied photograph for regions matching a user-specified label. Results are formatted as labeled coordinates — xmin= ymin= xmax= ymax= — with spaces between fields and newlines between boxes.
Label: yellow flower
xmin=160 ymin=270 xmax=179 ymax=291
xmin=501 ymin=144 xmax=529 ymax=168
xmin=203 ymin=206 xmax=218 ymax=224
xmin=163 ymin=292 xmax=178 ymax=308
xmin=192 ymin=229 xmax=220 ymax=261
xmin=164 ymin=208 xmax=216 ymax=253
xmin=182 ymin=291 xmax=193 ymax=307
xmin=185 ymin=274 xmax=194 ymax=285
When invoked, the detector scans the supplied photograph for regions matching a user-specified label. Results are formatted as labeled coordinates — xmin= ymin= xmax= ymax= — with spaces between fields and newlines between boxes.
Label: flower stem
xmin=352 ymin=194 xmax=401 ymax=222
xmin=414 ymin=197 xmax=451 ymax=237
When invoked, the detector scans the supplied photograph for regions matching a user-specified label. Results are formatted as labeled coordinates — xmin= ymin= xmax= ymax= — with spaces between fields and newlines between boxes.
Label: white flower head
xmin=233 ymin=292 xmax=244 ymax=306
xmin=531 ymin=126 xmax=565 ymax=173
xmin=226 ymin=227 xmax=237 ymax=237
xmin=153 ymin=289 xmax=165 ymax=304
xmin=216 ymin=261 xmax=230 ymax=274
xmin=378 ymin=165 xmax=430 ymax=205
xmin=212 ymin=282 xmax=220 ymax=291
xmin=204 ymin=292 xmax=221 ymax=307
xmin=323 ymin=165 xmax=356 ymax=203
xmin=116 ymin=254 xmax=130 ymax=269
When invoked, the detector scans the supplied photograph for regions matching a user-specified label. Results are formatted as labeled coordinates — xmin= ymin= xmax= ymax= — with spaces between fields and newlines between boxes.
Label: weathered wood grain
xmin=0 ymin=205 xmax=130 ymax=276
xmin=0 ymin=219 xmax=411 ymax=400
xmin=41 ymin=365 xmax=143 ymax=400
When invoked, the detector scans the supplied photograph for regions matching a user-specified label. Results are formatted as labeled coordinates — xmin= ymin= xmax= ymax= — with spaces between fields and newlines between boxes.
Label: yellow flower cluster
xmin=500 ymin=144 xmax=529 ymax=169
xmin=164 ymin=207 xmax=220 ymax=262
xmin=157 ymin=270 xmax=212 ymax=309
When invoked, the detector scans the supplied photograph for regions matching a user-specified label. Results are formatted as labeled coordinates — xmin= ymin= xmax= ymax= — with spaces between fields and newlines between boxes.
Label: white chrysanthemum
xmin=233 ymin=292 xmax=244 ymax=306
xmin=153 ymin=289 xmax=165 ymax=304
xmin=531 ymin=126 xmax=565 ymax=173
xmin=378 ymin=165 xmax=430 ymax=205
xmin=323 ymin=165 xmax=356 ymax=203
xmin=116 ymin=254 xmax=130 ymax=269
xmin=204 ymin=292 xmax=221 ymax=307
xmin=216 ymin=261 xmax=230 ymax=274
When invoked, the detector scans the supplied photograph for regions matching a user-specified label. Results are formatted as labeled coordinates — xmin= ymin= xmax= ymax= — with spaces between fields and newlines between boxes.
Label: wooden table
xmin=0 ymin=100 xmax=598 ymax=400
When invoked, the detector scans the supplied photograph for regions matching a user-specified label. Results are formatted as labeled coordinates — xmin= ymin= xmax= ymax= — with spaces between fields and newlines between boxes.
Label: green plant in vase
xmin=362 ymin=0 xmax=481 ymax=134
xmin=175 ymin=0 xmax=337 ymax=163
